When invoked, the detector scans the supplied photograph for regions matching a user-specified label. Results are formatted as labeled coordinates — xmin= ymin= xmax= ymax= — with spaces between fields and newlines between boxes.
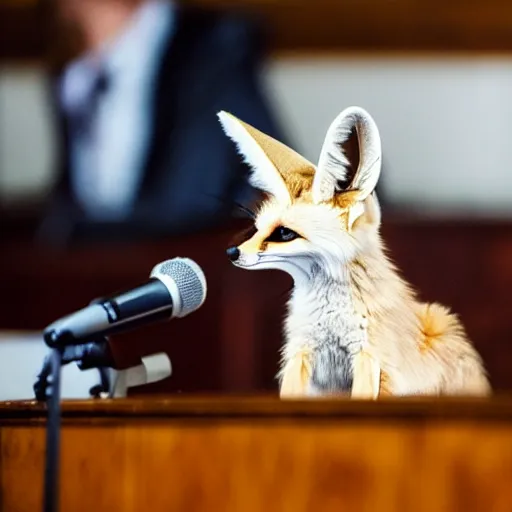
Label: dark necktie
xmin=66 ymin=67 xmax=111 ymax=216
xmin=67 ymin=69 xmax=110 ymax=141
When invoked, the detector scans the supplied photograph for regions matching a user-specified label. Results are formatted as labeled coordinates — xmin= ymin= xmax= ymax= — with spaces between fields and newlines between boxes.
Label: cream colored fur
xmin=218 ymin=107 xmax=491 ymax=399
xmin=217 ymin=111 xmax=292 ymax=204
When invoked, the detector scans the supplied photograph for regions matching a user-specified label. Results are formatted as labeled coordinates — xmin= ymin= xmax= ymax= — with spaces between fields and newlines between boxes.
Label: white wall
xmin=0 ymin=333 xmax=99 ymax=401
xmin=0 ymin=66 xmax=57 ymax=205
xmin=264 ymin=56 xmax=512 ymax=216
xmin=2 ymin=56 xmax=512 ymax=215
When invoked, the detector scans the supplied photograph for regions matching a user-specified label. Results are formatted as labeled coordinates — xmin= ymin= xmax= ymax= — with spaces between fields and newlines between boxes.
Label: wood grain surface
xmin=2 ymin=397 xmax=512 ymax=511
xmin=3 ymin=395 xmax=512 ymax=421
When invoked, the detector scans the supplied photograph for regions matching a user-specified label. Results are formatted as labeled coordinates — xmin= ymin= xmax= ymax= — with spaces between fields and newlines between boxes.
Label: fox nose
xmin=226 ymin=246 xmax=240 ymax=262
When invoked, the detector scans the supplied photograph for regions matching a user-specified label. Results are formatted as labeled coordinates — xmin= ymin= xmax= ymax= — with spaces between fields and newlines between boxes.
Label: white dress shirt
xmin=59 ymin=0 xmax=175 ymax=220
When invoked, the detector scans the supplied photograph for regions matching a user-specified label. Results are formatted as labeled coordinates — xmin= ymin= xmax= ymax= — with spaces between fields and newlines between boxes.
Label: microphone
xmin=43 ymin=257 xmax=207 ymax=348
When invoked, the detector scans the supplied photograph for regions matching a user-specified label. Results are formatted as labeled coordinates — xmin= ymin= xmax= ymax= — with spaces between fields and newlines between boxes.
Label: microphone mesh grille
xmin=150 ymin=258 xmax=206 ymax=317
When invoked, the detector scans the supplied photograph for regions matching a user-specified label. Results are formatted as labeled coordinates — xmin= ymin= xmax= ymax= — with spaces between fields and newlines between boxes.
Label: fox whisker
xmin=200 ymin=191 xmax=257 ymax=220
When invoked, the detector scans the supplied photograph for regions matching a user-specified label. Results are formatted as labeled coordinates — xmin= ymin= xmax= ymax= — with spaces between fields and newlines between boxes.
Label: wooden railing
xmin=5 ymin=0 xmax=512 ymax=62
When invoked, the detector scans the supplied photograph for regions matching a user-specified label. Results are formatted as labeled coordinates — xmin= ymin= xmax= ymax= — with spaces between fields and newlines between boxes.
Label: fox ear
xmin=312 ymin=107 xmax=382 ymax=204
xmin=217 ymin=111 xmax=315 ymax=205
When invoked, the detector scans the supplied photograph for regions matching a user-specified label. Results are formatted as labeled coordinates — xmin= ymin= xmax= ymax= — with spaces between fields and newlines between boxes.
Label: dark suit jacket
xmin=39 ymin=4 xmax=286 ymax=246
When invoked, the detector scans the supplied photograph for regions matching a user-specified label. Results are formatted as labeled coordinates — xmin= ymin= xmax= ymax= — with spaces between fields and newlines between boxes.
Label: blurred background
xmin=1 ymin=0 xmax=512 ymax=400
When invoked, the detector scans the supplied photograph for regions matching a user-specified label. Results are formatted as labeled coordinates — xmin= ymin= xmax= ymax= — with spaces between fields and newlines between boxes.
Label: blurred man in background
xmin=39 ymin=0 xmax=285 ymax=245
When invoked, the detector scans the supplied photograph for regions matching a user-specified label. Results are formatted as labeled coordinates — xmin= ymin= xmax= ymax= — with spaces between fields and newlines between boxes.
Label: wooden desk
xmin=2 ymin=396 xmax=512 ymax=511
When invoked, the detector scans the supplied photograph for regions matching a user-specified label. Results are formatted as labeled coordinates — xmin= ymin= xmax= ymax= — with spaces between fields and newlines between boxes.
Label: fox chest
xmin=284 ymin=307 xmax=368 ymax=395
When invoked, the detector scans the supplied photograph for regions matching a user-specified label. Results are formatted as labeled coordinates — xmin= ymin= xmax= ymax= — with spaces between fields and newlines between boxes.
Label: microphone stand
xmin=34 ymin=336 xmax=113 ymax=512
xmin=43 ymin=347 xmax=62 ymax=512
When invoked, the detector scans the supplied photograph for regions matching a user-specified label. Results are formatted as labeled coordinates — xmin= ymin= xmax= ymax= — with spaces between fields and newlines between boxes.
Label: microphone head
xmin=150 ymin=258 xmax=207 ymax=318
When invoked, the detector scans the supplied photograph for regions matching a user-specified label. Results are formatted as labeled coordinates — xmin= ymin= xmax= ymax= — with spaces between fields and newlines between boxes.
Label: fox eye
xmin=266 ymin=226 xmax=300 ymax=243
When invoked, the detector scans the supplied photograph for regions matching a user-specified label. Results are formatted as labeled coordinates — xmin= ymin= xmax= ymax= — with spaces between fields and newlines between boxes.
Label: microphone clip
xmin=33 ymin=337 xmax=112 ymax=402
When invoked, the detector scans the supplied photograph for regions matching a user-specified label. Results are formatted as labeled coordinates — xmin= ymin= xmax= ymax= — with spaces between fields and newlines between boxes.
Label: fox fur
xmin=218 ymin=107 xmax=491 ymax=399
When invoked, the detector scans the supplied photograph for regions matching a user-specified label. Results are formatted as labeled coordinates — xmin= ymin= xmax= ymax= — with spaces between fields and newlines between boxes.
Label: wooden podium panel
xmin=3 ymin=216 xmax=512 ymax=393
xmin=2 ymin=396 xmax=512 ymax=511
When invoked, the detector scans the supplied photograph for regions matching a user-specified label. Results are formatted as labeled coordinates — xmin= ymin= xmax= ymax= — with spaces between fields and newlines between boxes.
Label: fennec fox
xmin=218 ymin=106 xmax=491 ymax=399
